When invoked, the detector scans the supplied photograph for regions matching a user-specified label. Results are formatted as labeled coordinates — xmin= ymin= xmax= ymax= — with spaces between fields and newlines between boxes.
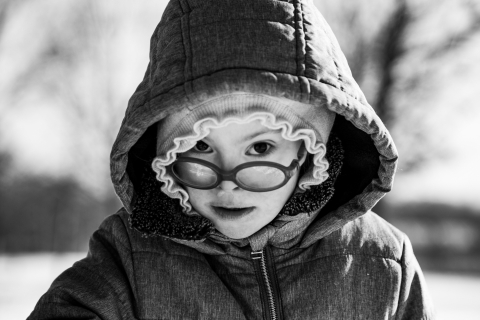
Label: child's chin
xmin=217 ymin=226 xmax=259 ymax=240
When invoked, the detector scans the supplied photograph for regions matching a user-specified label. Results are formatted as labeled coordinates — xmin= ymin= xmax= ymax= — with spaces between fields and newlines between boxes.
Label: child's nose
xmin=217 ymin=180 xmax=240 ymax=192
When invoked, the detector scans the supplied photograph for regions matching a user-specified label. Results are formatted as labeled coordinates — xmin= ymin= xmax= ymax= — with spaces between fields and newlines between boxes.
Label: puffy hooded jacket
xmin=29 ymin=0 xmax=434 ymax=319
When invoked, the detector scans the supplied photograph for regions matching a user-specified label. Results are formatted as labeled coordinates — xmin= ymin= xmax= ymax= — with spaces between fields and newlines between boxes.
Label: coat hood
xmin=110 ymin=0 xmax=398 ymax=249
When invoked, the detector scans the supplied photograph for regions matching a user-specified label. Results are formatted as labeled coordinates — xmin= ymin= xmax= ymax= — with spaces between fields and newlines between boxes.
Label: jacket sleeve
xmin=28 ymin=211 xmax=138 ymax=320
xmin=395 ymin=235 xmax=435 ymax=320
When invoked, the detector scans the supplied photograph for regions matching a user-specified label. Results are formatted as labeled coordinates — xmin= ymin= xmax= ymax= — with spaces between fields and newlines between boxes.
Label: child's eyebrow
xmin=237 ymin=128 xmax=281 ymax=143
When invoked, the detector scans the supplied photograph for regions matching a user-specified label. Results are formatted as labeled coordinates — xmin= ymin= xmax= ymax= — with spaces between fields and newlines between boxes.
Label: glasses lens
xmin=236 ymin=166 xmax=286 ymax=189
xmin=172 ymin=162 xmax=218 ymax=187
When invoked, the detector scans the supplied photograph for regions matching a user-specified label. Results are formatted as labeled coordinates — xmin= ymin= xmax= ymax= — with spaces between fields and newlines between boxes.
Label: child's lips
xmin=211 ymin=206 xmax=256 ymax=220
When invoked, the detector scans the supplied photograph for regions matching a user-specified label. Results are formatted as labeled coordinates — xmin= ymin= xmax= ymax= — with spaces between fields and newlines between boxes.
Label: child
xmin=30 ymin=0 xmax=434 ymax=319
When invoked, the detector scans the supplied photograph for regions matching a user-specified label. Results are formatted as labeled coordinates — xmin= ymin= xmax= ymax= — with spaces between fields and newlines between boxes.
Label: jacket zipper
xmin=251 ymin=247 xmax=281 ymax=320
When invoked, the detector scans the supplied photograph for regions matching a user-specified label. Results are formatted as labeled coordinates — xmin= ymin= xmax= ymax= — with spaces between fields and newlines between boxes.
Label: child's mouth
xmin=212 ymin=206 xmax=256 ymax=219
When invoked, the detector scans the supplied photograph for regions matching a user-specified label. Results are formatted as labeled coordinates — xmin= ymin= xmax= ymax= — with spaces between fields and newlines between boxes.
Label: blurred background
xmin=0 ymin=0 xmax=479 ymax=318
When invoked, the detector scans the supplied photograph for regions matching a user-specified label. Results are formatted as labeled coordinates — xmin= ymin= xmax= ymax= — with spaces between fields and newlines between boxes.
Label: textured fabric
xmin=155 ymin=94 xmax=335 ymax=159
xmin=29 ymin=210 xmax=434 ymax=319
xmin=29 ymin=0 xmax=434 ymax=319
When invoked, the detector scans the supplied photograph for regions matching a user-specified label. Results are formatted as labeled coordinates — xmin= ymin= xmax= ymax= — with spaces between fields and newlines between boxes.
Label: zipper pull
xmin=251 ymin=250 xmax=264 ymax=260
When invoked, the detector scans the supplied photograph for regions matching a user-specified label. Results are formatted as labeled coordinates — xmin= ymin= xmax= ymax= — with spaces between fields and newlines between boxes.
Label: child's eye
xmin=194 ymin=140 xmax=211 ymax=152
xmin=253 ymin=143 xmax=268 ymax=154
xmin=248 ymin=142 xmax=273 ymax=156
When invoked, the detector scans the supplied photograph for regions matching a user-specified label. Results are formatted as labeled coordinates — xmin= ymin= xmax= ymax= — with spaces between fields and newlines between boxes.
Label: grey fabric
xmin=29 ymin=210 xmax=433 ymax=319
xmin=29 ymin=0 xmax=434 ymax=319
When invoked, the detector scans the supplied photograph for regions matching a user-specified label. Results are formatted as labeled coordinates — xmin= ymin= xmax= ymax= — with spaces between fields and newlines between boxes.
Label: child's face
xmin=180 ymin=121 xmax=305 ymax=239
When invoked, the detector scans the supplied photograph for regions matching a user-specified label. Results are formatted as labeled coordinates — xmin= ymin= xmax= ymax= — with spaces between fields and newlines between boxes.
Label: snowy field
xmin=1 ymin=253 xmax=479 ymax=319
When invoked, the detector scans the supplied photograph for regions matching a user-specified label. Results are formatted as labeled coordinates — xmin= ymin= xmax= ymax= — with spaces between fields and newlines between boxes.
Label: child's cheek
xmin=184 ymin=187 xmax=208 ymax=214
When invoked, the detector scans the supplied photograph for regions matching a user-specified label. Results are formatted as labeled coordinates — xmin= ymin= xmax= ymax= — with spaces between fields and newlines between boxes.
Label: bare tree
xmin=374 ymin=0 xmax=411 ymax=127
xmin=0 ymin=0 xmax=14 ymax=38
xmin=386 ymin=0 xmax=480 ymax=171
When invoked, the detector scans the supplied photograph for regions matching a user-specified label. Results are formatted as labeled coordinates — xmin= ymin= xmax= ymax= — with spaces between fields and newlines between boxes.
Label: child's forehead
xmin=204 ymin=121 xmax=283 ymax=143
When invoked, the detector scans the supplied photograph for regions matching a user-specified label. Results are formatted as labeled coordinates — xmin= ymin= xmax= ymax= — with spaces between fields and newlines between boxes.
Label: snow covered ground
xmin=1 ymin=253 xmax=479 ymax=319
xmin=0 ymin=253 xmax=86 ymax=319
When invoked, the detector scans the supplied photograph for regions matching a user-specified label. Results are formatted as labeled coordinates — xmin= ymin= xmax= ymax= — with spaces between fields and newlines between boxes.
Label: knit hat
xmin=151 ymin=93 xmax=336 ymax=213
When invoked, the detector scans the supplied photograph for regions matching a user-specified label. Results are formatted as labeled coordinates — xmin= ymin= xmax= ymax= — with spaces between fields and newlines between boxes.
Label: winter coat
xmin=29 ymin=0 xmax=434 ymax=319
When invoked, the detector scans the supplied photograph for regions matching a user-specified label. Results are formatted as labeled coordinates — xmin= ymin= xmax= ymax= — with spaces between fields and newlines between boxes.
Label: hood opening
xmin=125 ymin=113 xmax=380 ymax=218
xmin=320 ymin=115 xmax=380 ymax=215
xmin=126 ymin=124 xmax=157 ymax=201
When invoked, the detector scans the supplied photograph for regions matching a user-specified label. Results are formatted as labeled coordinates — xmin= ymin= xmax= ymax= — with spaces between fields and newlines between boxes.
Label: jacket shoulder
xmin=100 ymin=208 xmax=206 ymax=259
xmin=322 ymin=211 xmax=407 ymax=262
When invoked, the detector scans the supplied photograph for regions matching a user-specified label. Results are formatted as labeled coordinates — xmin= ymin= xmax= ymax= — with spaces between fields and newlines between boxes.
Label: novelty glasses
xmin=167 ymin=157 xmax=300 ymax=192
